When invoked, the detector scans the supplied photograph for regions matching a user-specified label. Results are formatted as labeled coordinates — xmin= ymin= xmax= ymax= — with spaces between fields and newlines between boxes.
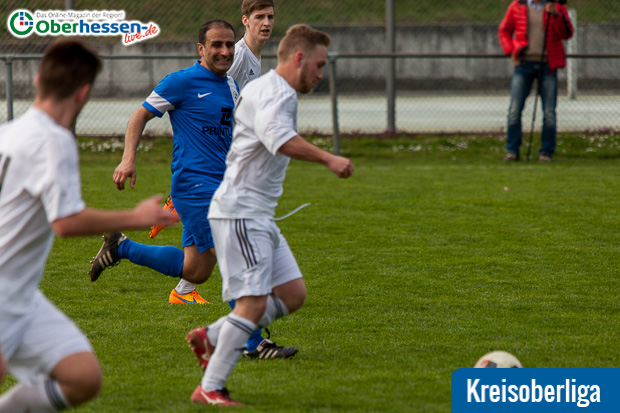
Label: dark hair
xmin=38 ymin=38 xmax=102 ymax=100
xmin=198 ymin=19 xmax=236 ymax=45
xmin=277 ymin=24 xmax=331 ymax=63
xmin=242 ymin=0 xmax=275 ymax=18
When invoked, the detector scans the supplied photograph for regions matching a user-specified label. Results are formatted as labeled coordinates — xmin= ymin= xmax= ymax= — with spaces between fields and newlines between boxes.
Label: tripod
xmin=526 ymin=10 xmax=552 ymax=162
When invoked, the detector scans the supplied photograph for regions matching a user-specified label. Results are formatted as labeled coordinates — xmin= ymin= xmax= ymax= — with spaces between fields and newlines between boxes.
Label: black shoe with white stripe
xmin=243 ymin=339 xmax=298 ymax=360
xmin=88 ymin=232 xmax=127 ymax=282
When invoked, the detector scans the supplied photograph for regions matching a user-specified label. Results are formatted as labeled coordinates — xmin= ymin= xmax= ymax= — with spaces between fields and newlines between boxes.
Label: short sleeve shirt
xmin=209 ymin=70 xmax=298 ymax=219
xmin=143 ymin=61 xmax=239 ymax=197
xmin=0 ymin=107 xmax=85 ymax=321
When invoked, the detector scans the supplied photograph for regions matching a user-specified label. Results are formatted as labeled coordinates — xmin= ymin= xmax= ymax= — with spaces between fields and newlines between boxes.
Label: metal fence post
xmin=567 ymin=8 xmax=578 ymax=100
xmin=5 ymin=57 xmax=14 ymax=121
xmin=386 ymin=0 xmax=396 ymax=133
xmin=328 ymin=52 xmax=340 ymax=155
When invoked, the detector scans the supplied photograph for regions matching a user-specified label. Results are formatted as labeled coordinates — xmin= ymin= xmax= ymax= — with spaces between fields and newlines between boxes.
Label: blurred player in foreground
xmin=186 ymin=24 xmax=354 ymax=406
xmin=0 ymin=38 xmax=175 ymax=412
xmin=87 ymin=20 xmax=239 ymax=305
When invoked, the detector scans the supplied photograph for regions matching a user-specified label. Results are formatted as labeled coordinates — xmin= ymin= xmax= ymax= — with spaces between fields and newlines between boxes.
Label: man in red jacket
xmin=499 ymin=0 xmax=573 ymax=162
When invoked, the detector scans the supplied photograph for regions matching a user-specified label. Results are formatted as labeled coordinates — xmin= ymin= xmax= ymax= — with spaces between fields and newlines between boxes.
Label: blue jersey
xmin=143 ymin=61 xmax=239 ymax=197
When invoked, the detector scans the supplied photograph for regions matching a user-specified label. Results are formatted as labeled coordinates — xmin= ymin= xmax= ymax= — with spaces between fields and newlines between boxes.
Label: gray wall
xmin=2 ymin=23 xmax=619 ymax=98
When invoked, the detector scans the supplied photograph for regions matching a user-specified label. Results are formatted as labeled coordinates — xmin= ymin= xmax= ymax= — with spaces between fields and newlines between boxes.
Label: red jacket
xmin=498 ymin=0 xmax=574 ymax=72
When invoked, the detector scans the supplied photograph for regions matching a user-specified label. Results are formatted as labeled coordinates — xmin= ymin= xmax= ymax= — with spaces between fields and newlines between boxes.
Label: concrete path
xmin=3 ymin=94 xmax=619 ymax=136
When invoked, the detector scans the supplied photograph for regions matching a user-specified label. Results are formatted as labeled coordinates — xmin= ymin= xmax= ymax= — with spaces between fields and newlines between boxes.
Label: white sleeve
xmin=254 ymin=91 xmax=298 ymax=156
xmin=40 ymin=134 xmax=85 ymax=222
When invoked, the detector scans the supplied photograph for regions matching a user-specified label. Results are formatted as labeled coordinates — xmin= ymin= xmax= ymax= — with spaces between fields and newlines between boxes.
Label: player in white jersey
xmin=227 ymin=0 xmax=275 ymax=90
xmin=226 ymin=0 xmax=299 ymax=361
xmin=186 ymin=24 xmax=354 ymax=406
xmin=0 ymin=39 xmax=175 ymax=412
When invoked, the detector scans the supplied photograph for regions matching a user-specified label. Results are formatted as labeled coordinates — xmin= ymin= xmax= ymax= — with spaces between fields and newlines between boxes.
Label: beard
xmin=298 ymin=63 xmax=316 ymax=94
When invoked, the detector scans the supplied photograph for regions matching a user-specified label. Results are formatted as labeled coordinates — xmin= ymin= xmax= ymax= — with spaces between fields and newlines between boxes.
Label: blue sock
xmin=228 ymin=299 xmax=265 ymax=352
xmin=118 ymin=238 xmax=184 ymax=278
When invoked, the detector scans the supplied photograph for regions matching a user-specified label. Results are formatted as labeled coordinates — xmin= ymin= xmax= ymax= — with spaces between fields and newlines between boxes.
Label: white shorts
xmin=209 ymin=218 xmax=303 ymax=302
xmin=0 ymin=291 xmax=92 ymax=385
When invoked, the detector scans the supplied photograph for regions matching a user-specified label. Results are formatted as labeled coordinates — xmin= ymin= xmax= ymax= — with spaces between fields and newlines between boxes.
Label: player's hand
xmin=133 ymin=195 xmax=180 ymax=228
xmin=327 ymin=155 xmax=354 ymax=179
xmin=113 ymin=159 xmax=137 ymax=191
xmin=544 ymin=2 xmax=558 ymax=17
xmin=511 ymin=51 xmax=521 ymax=66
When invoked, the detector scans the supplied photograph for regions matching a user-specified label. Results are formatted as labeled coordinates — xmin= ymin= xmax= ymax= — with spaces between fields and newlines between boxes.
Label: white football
xmin=474 ymin=351 xmax=523 ymax=368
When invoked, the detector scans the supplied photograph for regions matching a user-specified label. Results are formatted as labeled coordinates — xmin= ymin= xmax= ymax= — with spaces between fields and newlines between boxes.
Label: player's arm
xmin=278 ymin=135 xmax=354 ymax=178
xmin=113 ymin=106 xmax=155 ymax=190
xmin=51 ymin=194 xmax=178 ymax=238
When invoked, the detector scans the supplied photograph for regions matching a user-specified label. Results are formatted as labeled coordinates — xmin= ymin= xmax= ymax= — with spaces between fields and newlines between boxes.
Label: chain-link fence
xmin=1 ymin=1 xmax=619 ymax=137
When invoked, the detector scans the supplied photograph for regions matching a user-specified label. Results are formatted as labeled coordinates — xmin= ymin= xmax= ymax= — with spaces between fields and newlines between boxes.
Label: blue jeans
xmin=506 ymin=61 xmax=558 ymax=157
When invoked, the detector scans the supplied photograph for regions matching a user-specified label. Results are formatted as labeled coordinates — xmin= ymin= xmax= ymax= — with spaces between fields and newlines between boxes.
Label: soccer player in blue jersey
xmin=88 ymin=16 xmax=297 ymax=358
xmin=88 ymin=20 xmax=238 ymax=305
xmin=187 ymin=24 xmax=353 ymax=406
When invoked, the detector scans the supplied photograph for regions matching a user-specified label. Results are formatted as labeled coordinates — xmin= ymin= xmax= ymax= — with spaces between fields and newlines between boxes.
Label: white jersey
xmin=0 ymin=107 xmax=85 ymax=323
xmin=228 ymin=38 xmax=261 ymax=91
xmin=209 ymin=70 xmax=298 ymax=219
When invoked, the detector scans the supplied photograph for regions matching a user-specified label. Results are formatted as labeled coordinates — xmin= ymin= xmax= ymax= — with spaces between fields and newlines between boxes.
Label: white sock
xmin=175 ymin=278 xmax=196 ymax=295
xmin=205 ymin=295 xmax=289 ymax=348
xmin=201 ymin=314 xmax=256 ymax=391
xmin=206 ymin=316 xmax=228 ymax=347
xmin=257 ymin=294 xmax=290 ymax=329
xmin=0 ymin=378 xmax=70 ymax=412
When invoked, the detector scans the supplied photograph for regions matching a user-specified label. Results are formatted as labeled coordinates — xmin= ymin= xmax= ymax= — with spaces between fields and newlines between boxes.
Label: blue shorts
xmin=173 ymin=196 xmax=214 ymax=253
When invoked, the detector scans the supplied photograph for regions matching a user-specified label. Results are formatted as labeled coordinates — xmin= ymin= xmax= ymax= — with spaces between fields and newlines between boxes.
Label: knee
xmin=507 ymin=105 xmax=522 ymax=124
xmin=69 ymin=365 xmax=102 ymax=405
xmin=181 ymin=259 xmax=212 ymax=284
xmin=234 ymin=296 xmax=267 ymax=323
xmin=542 ymin=109 xmax=556 ymax=124
xmin=75 ymin=370 xmax=102 ymax=403
xmin=53 ymin=354 xmax=102 ymax=406
xmin=181 ymin=268 xmax=210 ymax=284
xmin=284 ymin=286 xmax=307 ymax=313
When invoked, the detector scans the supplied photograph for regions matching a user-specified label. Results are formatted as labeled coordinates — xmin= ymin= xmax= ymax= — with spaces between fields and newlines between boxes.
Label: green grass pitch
xmin=1 ymin=134 xmax=619 ymax=412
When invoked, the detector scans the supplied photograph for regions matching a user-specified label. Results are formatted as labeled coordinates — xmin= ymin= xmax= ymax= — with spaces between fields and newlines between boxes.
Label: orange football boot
xmin=149 ymin=195 xmax=178 ymax=238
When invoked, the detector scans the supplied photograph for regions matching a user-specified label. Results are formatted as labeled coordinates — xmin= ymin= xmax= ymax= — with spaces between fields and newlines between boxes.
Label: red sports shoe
xmin=191 ymin=386 xmax=244 ymax=406
xmin=186 ymin=327 xmax=215 ymax=371
xmin=149 ymin=195 xmax=178 ymax=238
